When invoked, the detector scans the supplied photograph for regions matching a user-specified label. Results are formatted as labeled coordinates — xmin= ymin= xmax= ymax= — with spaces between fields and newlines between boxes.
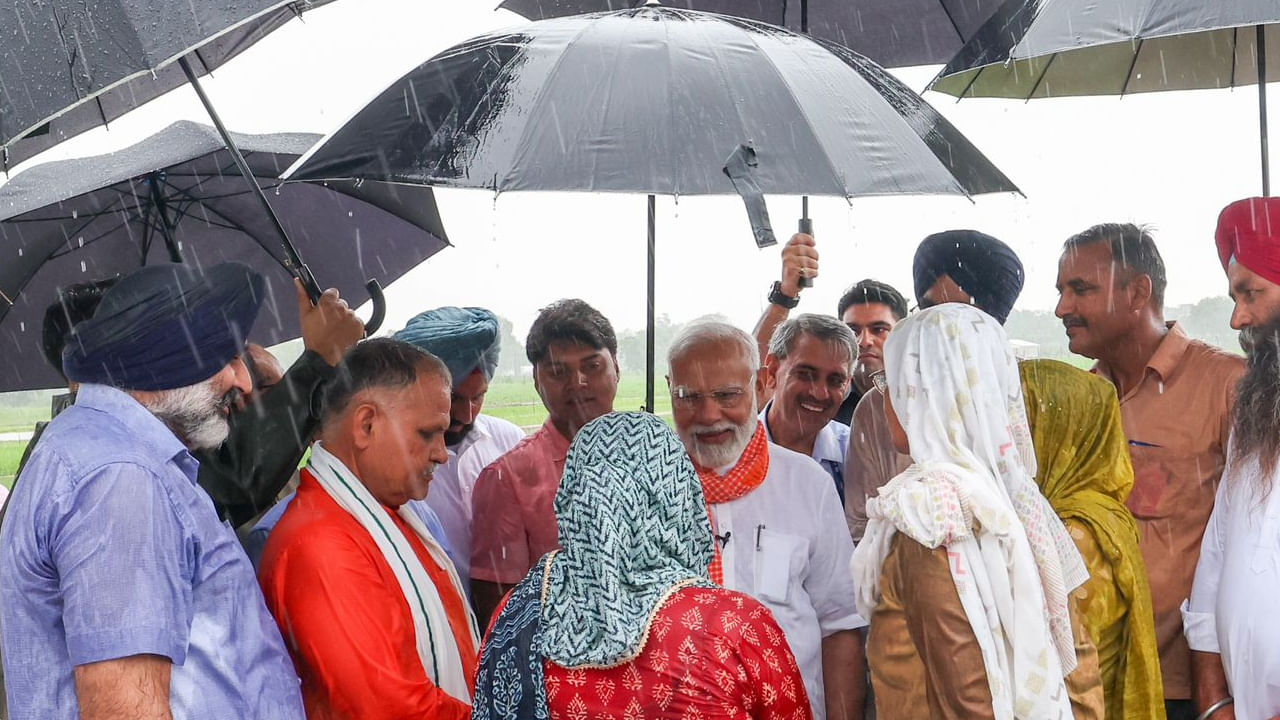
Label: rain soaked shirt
xmin=1091 ymin=322 xmax=1244 ymax=700
xmin=1184 ymin=451 xmax=1280 ymax=720
xmin=760 ymin=400 xmax=850 ymax=504
xmin=469 ymin=419 xmax=570 ymax=585
xmin=0 ymin=384 xmax=304 ymax=720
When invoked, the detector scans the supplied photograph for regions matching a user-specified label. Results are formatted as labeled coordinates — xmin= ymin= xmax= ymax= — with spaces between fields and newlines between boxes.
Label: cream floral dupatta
xmin=850 ymin=304 xmax=1088 ymax=720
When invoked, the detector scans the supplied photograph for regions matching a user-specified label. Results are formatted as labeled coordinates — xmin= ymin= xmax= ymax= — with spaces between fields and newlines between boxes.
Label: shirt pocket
xmin=1250 ymin=505 xmax=1280 ymax=575
xmin=753 ymin=529 xmax=809 ymax=606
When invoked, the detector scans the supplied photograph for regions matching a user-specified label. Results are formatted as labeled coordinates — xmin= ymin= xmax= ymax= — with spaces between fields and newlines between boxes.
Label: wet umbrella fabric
xmin=289 ymin=7 xmax=1016 ymax=198
xmin=0 ymin=120 xmax=449 ymax=392
xmin=930 ymin=1 xmax=1280 ymax=192
xmin=288 ymin=5 xmax=1017 ymax=409
xmin=498 ymin=0 xmax=1006 ymax=69
xmin=0 ymin=0 xmax=333 ymax=171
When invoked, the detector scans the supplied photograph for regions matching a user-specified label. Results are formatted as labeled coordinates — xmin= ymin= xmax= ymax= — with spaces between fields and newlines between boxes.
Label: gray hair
xmin=767 ymin=314 xmax=857 ymax=373
xmin=667 ymin=321 xmax=760 ymax=375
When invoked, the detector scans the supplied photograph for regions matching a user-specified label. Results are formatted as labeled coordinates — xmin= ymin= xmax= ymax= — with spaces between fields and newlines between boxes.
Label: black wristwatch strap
xmin=768 ymin=281 xmax=799 ymax=309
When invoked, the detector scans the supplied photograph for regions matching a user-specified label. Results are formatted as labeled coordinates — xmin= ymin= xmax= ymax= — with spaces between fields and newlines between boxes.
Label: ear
xmin=762 ymin=354 xmax=781 ymax=391
xmin=755 ymin=367 xmax=767 ymax=400
xmin=664 ymin=374 xmax=672 ymax=391
xmin=349 ymin=401 xmax=378 ymax=451
xmin=1128 ymin=273 xmax=1154 ymax=312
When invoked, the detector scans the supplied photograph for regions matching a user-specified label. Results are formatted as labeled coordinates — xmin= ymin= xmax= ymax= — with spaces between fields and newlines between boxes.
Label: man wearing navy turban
xmin=913 ymin=229 xmax=1025 ymax=324
xmin=0 ymin=262 xmax=306 ymax=720
xmin=394 ymin=307 xmax=526 ymax=582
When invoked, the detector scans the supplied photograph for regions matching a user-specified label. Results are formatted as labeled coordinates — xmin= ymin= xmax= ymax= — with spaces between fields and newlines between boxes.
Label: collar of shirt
xmin=1092 ymin=321 xmax=1191 ymax=391
xmin=74 ymin=383 xmax=197 ymax=481
xmin=537 ymin=417 xmax=572 ymax=463
xmin=759 ymin=400 xmax=846 ymax=466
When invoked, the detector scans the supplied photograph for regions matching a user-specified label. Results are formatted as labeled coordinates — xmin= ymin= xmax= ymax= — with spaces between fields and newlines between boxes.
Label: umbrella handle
xmin=798 ymin=214 xmax=814 ymax=288
xmin=363 ymin=279 xmax=386 ymax=336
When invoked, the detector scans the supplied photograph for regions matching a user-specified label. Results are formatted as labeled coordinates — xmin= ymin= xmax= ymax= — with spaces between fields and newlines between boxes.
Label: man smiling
xmin=761 ymin=314 xmax=857 ymax=503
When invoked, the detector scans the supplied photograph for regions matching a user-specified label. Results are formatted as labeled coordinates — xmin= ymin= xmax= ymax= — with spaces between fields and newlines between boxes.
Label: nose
xmin=1054 ymin=292 xmax=1071 ymax=319
xmin=230 ymin=356 xmax=253 ymax=394
xmin=809 ymin=380 xmax=831 ymax=401
xmin=429 ymin=435 xmax=449 ymax=465
xmin=691 ymin=396 xmax=724 ymax=426
xmin=857 ymin=329 xmax=874 ymax=349
xmin=1230 ymin=300 xmax=1252 ymax=331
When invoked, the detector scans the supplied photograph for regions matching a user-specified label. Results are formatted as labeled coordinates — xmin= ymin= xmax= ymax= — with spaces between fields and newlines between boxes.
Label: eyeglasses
xmin=670 ymin=386 xmax=749 ymax=411
xmin=870 ymin=371 xmax=888 ymax=395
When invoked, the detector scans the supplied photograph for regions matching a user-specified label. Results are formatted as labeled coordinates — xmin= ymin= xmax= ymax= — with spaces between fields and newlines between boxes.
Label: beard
xmin=679 ymin=397 xmax=759 ymax=469
xmin=1231 ymin=313 xmax=1280 ymax=495
xmin=143 ymin=376 xmax=238 ymax=451
xmin=444 ymin=423 xmax=473 ymax=447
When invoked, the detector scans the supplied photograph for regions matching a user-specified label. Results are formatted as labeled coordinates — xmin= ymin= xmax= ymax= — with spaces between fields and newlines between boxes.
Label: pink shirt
xmin=469 ymin=419 xmax=569 ymax=585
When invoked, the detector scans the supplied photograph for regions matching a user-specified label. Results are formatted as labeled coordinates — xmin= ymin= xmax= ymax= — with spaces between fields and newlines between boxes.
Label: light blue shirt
xmin=0 ymin=384 xmax=304 ymax=719
xmin=760 ymin=401 xmax=851 ymax=504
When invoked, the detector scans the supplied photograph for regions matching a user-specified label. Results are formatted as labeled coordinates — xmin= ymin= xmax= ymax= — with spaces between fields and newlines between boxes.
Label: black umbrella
xmin=930 ymin=1 xmax=1280 ymax=194
xmin=0 ymin=0 xmax=333 ymax=170
xmin=289 ymin=5 xmax=1018 ymax=410
xmin=0 ymin=120 xmax=449 ymax=392
xmin=0 ymin=0 xmax=389 ymax=331
xmin=498 ymin=0 xmax=1006 ymax=69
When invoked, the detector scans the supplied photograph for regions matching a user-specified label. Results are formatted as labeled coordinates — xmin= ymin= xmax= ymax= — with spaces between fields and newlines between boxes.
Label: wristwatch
xmin=767 ymin=281 xmax=799 ymax=309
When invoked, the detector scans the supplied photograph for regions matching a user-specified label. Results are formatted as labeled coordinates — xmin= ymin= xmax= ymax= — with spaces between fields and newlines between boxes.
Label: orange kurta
xmin=259 ymin=470 xmax=477 ymax=720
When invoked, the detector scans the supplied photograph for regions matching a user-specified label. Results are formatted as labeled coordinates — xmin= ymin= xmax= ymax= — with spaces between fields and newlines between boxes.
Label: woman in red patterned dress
xmin=472 ymin=411 xmax=812 ymax=720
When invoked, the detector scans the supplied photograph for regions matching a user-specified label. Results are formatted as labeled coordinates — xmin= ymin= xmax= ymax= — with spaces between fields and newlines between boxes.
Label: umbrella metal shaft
xmin=178 ymin=56 xmax=323 ymax=303
xmin=647 ymin=194 xmax=656 ymax=414
xmin=1260 ymin=24 xmax=1271 ymax=197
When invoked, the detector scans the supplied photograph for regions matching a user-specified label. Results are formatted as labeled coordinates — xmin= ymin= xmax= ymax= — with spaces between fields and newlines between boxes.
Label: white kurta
xmin=1184 ymin=451 xmax=1280 ymax=720
xmin=419 ymin=414 xmax=525 ymax=581
xmin=711 ymin=442 xmax=867 ymax=720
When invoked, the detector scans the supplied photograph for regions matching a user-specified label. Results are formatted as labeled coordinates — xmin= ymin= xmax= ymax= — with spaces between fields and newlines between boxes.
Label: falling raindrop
xmin=80 ymin=260 xmax=86 ymax=272
xmin=19 ymin=322 xmax=24 ymax=332
xmin=71 ymin=209 xmax=78 ymax=219
xmin=348 ymin=211 xmax=353 ymax=218
xmin=77 ymin=236 xmax=84 ymax=248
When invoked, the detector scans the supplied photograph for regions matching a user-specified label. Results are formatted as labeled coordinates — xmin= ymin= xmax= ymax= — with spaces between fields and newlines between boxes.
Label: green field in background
xmin=483 ymin=374 xmax=674 ymax=430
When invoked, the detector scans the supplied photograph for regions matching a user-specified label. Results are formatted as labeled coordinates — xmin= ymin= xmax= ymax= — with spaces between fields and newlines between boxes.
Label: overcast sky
xmin=2 ymin=0 xmax=1271 ymax=339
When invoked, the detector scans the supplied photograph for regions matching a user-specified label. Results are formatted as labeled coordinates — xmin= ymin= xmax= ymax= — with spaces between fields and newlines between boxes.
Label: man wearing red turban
xmin=1185 ymin=197 xmax=1280 ymax=720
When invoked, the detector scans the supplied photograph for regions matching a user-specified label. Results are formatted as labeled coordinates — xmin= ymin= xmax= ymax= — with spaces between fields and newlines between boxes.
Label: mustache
xmin=1061 ymin=315 xmax=1087 ymax=328
xmin=690 ymin=421 xmax=736 ymax=435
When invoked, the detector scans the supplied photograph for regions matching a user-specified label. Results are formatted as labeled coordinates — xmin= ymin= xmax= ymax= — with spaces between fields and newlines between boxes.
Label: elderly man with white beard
xmin=667 ymin=321 xmax=868 ymax=720
xmin=0 ymin=262 xmax=304 ymax=720
xmin=1184 ymin=197 xmax=1280 ymax=720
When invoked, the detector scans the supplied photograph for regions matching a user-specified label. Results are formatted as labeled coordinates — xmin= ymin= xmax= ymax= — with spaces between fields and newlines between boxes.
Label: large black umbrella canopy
xmin=930 ymin=1 xmax=1280 ymax=192
xmin=0 ymin=120 xmax=449 ymax=392
xmin=0 ymin=0 xmax=332 ymax=171
xmin=290 ymin=5 xmax=1018 ymax=409
xmin=290 ymin=7 xmax=1016 ymax=197
xmin=498 ymin=0 xmax=1006 ymax=69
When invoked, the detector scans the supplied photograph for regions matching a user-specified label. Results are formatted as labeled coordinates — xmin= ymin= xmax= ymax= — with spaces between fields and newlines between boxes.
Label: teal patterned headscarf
xmin=538 ymin=412 xmax=715 ymax=668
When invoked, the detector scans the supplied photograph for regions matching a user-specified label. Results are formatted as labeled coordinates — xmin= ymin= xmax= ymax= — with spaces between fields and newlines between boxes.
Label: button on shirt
xmin=1184 ymin=451 xmax=1280 ymax=720
xmin=424 ymin=414 xmax=526 ymax=581
xmin=1092 ymin=322 xmax=1244 ymax=699
xmin=0 ymin=384 xmax=304 ymax=720
xmin=760 ymin=401 xmax=850 ymax=504
xmin=469 ymin=419 xmax=570 ymax=585
xmin=711 ymin=442 xmax=867 ymax=719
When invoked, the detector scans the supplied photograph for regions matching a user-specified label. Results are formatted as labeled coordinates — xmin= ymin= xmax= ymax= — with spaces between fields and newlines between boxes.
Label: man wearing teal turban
xmin=394 ymin=307 xmax=526 ymax=583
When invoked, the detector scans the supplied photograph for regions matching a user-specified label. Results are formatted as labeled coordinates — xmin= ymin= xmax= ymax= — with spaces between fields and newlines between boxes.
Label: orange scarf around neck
xmin=696 ymin=422 xmax=770 ymax=584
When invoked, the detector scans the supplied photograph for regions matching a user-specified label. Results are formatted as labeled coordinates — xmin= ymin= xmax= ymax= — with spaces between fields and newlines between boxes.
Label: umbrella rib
xmin=733 ymin=33 xmax=848 ymax=196
xmin=1120 ymin=38 xmax=1144 ymax=97
xmin=1026 ymin=51 xmax=1058 ymax=100
xmin=1231 ymin=26 xmax=1239 ymax=88
xmin=160 ymin=177 xmax=288 ymax=263
xmin=936 ymin=0 xmax=966 ymax=48
xmin=496 ymin=22 xmax=599 ymax=191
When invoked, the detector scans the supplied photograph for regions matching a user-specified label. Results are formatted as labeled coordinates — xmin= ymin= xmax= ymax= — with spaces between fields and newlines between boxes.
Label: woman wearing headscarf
xmin=472 ymin=412 xmax=812 ymax=720
xmin=850 ymin=304 xmax=1101 ymax=720
xmin=1019 ymin=360 xmax=1164 ymax=719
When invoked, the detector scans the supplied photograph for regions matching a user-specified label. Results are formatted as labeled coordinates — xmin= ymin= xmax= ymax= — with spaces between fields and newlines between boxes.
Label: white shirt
xmin=760 ymin=402 xmax=850 ymax=503
xmin=418 ymin=414 xmax=525 ymax=581
xmin=711 ymin=442 xmax=867 ymax=720
xmin=1183 ymin=450 xmax=1280 ymax=720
